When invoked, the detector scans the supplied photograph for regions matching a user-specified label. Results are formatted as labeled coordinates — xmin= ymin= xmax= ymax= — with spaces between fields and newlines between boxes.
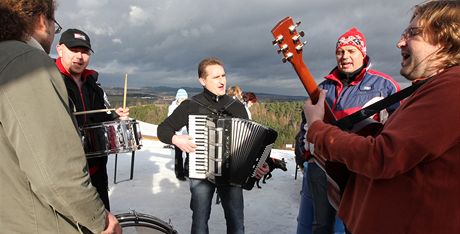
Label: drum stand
xmin=113 ymin=151 xmax=136 ymax=184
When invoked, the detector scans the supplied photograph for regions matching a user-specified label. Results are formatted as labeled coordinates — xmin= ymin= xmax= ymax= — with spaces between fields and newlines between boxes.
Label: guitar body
xmin=271 ymin=17 xmax=383 ymax=210
xmin=325 ymin=119 xmax=382 ymax=209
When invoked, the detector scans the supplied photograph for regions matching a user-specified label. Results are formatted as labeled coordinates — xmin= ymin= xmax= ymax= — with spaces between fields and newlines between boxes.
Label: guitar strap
xmin=336 ymin=79 xmax=428 ymax=130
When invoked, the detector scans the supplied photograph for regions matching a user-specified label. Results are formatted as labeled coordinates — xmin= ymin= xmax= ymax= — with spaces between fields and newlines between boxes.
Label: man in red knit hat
xmin=295 ymin=27 xmax=400 ymax=234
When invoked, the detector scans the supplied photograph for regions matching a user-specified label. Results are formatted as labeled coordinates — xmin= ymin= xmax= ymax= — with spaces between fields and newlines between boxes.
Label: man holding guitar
xmin=296 ymin=27 xmax=400 ymax=234
xmin=303 ymin=1 xmax=460 ymax=233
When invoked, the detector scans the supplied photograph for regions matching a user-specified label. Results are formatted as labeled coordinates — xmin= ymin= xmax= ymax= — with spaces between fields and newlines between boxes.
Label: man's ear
xmin=56 ymin=45 xmax=63 ymax=57
xmin=198 ymin=77 xmax=206 ymax=86
xmin=35 ymin=14 xmax=50 ymax=34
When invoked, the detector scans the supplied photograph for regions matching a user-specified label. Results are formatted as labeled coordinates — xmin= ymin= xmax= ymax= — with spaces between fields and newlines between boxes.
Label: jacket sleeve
xmin=158 ymin=100 xmax=190 ymax=144
xmin=0 ymin=51 xmax=106 ymax=233
xmin=295 ymin=111 xmax=312 ymax=166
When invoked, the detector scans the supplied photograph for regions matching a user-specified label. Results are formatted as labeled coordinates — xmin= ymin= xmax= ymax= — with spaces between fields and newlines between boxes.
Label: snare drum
xmin=116 ymin=211 xmax=178 ymax=234
xmin=80 ymin=119 xmax=142 ymax=156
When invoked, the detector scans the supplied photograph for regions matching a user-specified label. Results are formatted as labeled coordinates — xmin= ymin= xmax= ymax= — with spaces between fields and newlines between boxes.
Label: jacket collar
xmin=325 ymin=55 xmax=371 ymax=85
xmin=55 ymin=57 xmax=97 ymax=83
xmin=26 ymin=37 xmax=45 ymax=52
xmin=202 ymin=87 xmax=225 ymax=102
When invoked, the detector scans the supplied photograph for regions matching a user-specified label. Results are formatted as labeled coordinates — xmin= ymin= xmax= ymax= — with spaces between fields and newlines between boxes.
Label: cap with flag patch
xmin=59 ymin=28 xmax=93 ymax=52
xmin=336 ymin=27 xmax=366 ymax=57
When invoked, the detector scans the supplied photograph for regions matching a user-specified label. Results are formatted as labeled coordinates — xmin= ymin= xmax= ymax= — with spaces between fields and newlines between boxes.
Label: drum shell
xmin=80 ymin=120 xmax=142 ymax=156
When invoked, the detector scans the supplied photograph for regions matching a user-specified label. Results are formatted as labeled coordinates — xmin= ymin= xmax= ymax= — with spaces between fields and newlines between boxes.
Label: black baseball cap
xmin=59 ymin=28 xmax=94 ymax=52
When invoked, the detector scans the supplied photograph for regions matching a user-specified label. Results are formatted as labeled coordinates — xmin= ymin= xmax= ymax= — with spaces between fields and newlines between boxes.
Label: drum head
xmin=116 ymin=211 xmax=177 ymax=234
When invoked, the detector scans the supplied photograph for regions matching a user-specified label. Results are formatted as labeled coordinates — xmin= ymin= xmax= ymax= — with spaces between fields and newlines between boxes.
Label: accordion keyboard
xmin=188 ymin=115 xmax=208 ymax=179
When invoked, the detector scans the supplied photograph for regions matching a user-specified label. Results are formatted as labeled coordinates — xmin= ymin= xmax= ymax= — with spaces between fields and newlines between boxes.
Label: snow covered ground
xmin=106 ymin=121 xmax=302 ymax=233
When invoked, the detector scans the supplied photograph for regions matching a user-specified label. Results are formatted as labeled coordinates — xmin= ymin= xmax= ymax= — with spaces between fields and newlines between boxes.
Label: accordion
xmin=188 ymin=115 xmax=278 ymax=190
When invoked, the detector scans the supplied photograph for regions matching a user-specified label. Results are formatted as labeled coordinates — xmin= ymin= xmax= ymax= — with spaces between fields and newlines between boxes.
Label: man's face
xmin=397 ymin=16 xmax=441 ymax=81
xmin=56 ymin=44 xmax=91 ymax=76
xmin=198 ymin=64 xmax=226 ymax=96
xmin=335 ymin=45 xmax=364 ymax=74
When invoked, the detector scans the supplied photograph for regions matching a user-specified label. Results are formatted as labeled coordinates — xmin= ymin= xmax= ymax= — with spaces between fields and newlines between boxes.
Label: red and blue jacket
xmin=321 ymin=57 xmax=400 ymax=120
xmin=296 ymin=57 xmax=400 ymax=161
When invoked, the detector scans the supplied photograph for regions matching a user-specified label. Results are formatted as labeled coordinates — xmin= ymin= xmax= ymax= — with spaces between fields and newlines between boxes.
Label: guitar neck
xmin=271 ymin=16 xmax=336 ymax=124
xmin=293 ymin=60 xmax=337 ymax=123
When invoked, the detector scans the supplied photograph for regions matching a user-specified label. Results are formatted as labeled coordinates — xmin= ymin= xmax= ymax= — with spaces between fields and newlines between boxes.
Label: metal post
xmin=130 ymin=151 xmax=135 ymax=180
xmin=114 ymin=154 xmax=118 ymax=184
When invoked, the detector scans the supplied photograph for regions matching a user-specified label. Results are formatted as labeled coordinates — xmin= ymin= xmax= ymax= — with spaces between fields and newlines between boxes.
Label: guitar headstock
xmin=271 ymin=17 xmax=306 ymax=65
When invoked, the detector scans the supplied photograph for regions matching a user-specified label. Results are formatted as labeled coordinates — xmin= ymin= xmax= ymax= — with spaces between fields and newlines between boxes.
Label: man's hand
xmin=255 ymin=162 xmax=270 ymax=179
xmin=172 ymin=135 xmax=196 ymax=153
xmin=303 ymin=89 xmax=326 ymax=129
xmin=115 ymin=107 xmax=129 ymax=120
xmin=101 ymin=210 xmax=122 ymax=234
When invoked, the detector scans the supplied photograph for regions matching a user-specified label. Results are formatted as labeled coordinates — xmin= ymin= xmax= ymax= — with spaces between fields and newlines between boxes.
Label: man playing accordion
xmin=158 ymin=57 xmax=269 ymax=234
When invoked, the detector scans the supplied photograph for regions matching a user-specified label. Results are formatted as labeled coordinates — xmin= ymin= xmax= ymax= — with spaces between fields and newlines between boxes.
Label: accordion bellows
xmin=188 ymin=115 xmax=278 ymax=190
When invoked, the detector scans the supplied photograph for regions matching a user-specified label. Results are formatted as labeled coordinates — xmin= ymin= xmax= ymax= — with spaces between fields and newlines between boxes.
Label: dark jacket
xmin=56 ymin=58 xmax=117 ymax=175
xmin=158 ymin=88 xmax=249 ymax=144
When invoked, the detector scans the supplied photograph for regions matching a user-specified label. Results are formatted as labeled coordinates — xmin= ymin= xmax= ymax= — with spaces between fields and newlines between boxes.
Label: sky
xmin=53 ymin=0 xmax=422 ymax=96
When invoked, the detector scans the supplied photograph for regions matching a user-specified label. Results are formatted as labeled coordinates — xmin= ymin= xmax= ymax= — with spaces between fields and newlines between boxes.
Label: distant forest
xmin=120 ymin=97 xmax=305 ymax=149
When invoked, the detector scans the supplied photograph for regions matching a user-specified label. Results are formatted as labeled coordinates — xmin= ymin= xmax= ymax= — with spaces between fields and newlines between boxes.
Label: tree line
xmin=127 ymin=101 xmax=304 ymax=149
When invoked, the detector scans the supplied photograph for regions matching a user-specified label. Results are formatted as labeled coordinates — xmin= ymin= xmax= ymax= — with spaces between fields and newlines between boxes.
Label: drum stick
xmin=73 ymin=108 xmax=116 ymax=115
xmin=123 ymin=73 xmax=128 ymax=109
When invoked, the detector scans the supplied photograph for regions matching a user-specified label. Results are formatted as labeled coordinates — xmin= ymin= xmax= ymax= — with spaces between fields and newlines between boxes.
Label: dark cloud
xmin=54 ymin=0 xmax=420 ymax=95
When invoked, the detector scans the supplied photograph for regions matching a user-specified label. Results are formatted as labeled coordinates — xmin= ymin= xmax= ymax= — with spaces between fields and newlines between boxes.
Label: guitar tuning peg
xmin=289 ymin=21 xmax=302 ymax=34
xmin=272 ymin=35 xmax=284 ymax=45
xmin=288 ymin=25 xmax=296 ymax=34
xmin=299 ymin=31 xmax=305 ymax=37
xmin=277 ymin=44 xmax=288 ymax=54
xmin=282 ymin=52 xmax=294 ymax=63
xmin=295 ymin=44 xmax=304 ymax=52
xmin=292 ymin=34 xmax=301 ymax=42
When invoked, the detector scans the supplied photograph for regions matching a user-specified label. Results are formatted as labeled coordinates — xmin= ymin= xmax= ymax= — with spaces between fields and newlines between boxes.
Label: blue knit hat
xmin=175 ymin=88 xmax=188 ymax=99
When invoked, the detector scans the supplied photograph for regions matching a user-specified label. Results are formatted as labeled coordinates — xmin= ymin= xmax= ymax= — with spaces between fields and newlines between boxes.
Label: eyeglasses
xmin=401 ymin=27 xmax=423 ymax=40
xmin=53 ymin=19 xmax=62 ymax=34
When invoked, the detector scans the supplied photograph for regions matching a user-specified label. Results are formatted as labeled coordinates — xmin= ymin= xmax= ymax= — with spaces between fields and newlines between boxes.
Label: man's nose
xmin=396 ymin=36 xmax=406 ymax=48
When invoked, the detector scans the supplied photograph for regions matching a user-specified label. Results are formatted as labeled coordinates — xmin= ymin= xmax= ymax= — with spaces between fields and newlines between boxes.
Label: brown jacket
xmin=0 ymin=40 xmax=106 ymax=233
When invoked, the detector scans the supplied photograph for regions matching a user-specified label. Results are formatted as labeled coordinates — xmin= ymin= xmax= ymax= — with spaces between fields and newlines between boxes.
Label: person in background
xmin=168 ymin=88 xmax=189 ymax=181
xmin=157 ymin=57 xmax=269 ymax=234
xmin=295 ymin=112 xmax=314 ymax=234
xmin=0 ymin=0 xmax=120 ymax=233
xmin=303 ymin=1 xmax=460 ymax=233
xmin=242 ymin=91 xmax=257 ymax=119
xmin=297 ymin=27 xmax=400 ymax=234
xmin=227 ymin=85 xmax=244 ymax=102
xmin=55 ymin=28 xmax=129 ymax=211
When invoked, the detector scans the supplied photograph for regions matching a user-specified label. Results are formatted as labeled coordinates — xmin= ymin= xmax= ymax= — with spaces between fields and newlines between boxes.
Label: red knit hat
xmin=336 ymin=27 xmax=367 ymax=57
